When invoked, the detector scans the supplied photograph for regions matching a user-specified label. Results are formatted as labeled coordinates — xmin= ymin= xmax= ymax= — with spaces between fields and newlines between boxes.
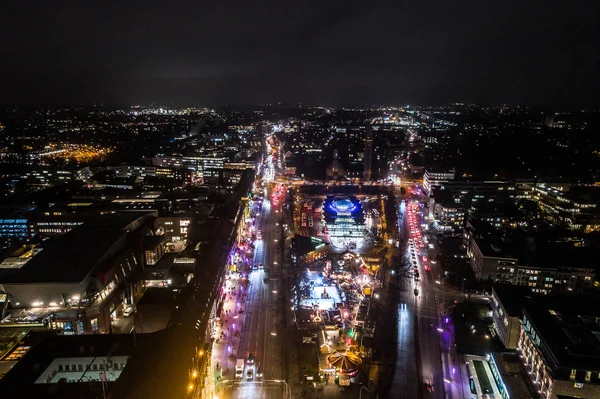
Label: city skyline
xmin=0 ymin=104 xmax=599 ymax=399
xmin=1 ymin=2 xmax=600 ymax=398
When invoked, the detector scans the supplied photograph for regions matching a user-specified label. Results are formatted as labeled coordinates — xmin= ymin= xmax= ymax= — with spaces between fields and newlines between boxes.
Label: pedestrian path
xmin=211 ymin=275 xmax=249 ymax=383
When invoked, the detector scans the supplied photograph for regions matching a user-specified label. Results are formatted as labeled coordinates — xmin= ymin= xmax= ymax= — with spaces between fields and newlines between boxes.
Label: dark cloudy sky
xmin=1 ymin=1 xmax=599 ymax=106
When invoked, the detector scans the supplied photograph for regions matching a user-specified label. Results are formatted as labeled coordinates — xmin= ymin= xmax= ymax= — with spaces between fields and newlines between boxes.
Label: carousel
xmin=326 ymin=350 xmax=362 ymax=385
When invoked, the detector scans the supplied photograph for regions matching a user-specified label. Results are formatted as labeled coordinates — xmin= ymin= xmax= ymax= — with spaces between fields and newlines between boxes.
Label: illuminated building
xmin=0 ymin=218 xmax=30 ymax=240
xmin=284 ymin=151 xmax=296 ymax=175
xmin=518 ymin=297 xmax=600 ymax=399
xmin=0 ymin=333 xmax=147 ymax=397
xmin=1 ymin=213 xmax=155 ymax=334
xmin=363 ymin=126 xmax=373 ymax=181
xmin=423 ymin=169 xmax=455 ymax=196
xmin=490 ymin=285 xmax=531 ymax=349
xmin=427 ymin=180 xmax=516 ymax=225
xmin=326 ymin=150 xmax=345 ymax=180
xmin=156 ymin=216 xmax=191 ymax=242
xmin=465 ymin=221 xmax=595 ymax=293
xmin=530 ymin=184 xmax=598 ymax=231
xmin=323 ymin=196 xmax=369 ymax=252
xmin=152 ymin=155 xmax=255 ymax=184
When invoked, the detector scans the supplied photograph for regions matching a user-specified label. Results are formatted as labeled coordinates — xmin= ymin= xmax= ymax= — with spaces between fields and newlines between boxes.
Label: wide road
xmin=392 ymin=194 xmax=467 ymax=399
xmin=232 ymin=195 xmax=285 ymax=399
xmin=390 ymin=198 xmax=419 ymax=399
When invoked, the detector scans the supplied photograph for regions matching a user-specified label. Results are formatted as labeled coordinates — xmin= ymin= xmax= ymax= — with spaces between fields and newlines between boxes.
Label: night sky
xmin=2 ymin=1 xmax=599 ymax=106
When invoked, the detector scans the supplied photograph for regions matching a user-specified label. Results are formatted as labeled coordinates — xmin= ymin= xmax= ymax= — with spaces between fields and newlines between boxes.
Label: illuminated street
xmin=1 ymin=59 xmax=595 ymax=399
xmin=391 ymin=191 xmax=473 ymax=399
xmin=215 ymin=380 xmax=287 ymax=399
xmin=211 ymin=140 xmax=289 ymax=399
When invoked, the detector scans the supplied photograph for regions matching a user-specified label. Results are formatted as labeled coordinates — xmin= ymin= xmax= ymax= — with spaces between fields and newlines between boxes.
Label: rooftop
xmin=137 ymin=287 xmax=180 ymax=306
xmin=142 ymin=234 xmax=165 ymax=250
xmin=492 ymin=284 xmax=533 ymax=317
xmin=475 ymin=237 xmax=515 ymax=259
xmin=7 ymin=213 xmax=153 ymax=284
xmin=0 ymin=332 xmax=151 ymax=399
xmin=524 ymin=295 xmax=600 ymax=371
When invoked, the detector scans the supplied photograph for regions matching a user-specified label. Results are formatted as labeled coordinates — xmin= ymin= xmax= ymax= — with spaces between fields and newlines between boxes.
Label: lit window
xmin=570 ymin=369 xmax=577 ymax=380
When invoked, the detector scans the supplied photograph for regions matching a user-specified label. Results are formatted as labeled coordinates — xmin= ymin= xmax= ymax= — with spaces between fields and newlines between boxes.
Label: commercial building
xmin=133 ymin=287 xmax=181 ymax=333
xmin=466 ymin=234 xmax=595 ymax=292
xmin=156 ymin=215 xmax=192 ymax=243
xmin=427 ymin=197 xmax=465 ymax=230
xmin=518 ymin=296 xmax=600 ymax=399
xmin=28 ymin=201 xmax=161 ymax=237
xmin=0 ymin=213 xmax=155 ymax=334
xmin=0 ymin=218 xmax=29 ymax=240
xmin=465 ymin=233 xmax=518 ymax=281
xmin=151 ymin=155 xmax=255 ymax=186
xmin=0 ymin=332 xmax=151 ymax=398
xmin=284 ymin=151 xmax=297 ymax=175
xmin=364 ymin=126 xmax=373 ymax=181
xmin=143 ymin=235 xmax=167 ymax=266
xmin=152 ymin=155 xmax=244 ymax=173
xmin=427 ymin=180 xmax=517 ymax=228
xmin=1 ymin=166 xmax=91 ymax=192
xmin=291 ymin=235 xmax=328 ymax=265
xmin=422 ymin=169 xmax=455 ymax=196
xmin=143 ymin=254 xmax=196 ymax=289
xmin=530 ymin=184 xmax=600 ymax=232
xmin=108 ymin=164 xmax=189 ymax=180
xmin=464 ymin=220 xmax=596 ymax=292
xmin=490 ymin=285 xmax=531 ymax=349
xmin=223 ymin=161 xmax=256 ymax=171
xmin=203 ymin=168 xmax=246 ymax=186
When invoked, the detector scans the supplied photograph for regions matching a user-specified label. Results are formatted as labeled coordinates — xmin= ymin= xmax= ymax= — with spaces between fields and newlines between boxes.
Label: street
xmin=213 ymin=144 xmax=288 ymax=399
xmin=392 ymin=194 xmax=470 ymax=399
xmin=237 ymin=197 xmax=284 ymax=382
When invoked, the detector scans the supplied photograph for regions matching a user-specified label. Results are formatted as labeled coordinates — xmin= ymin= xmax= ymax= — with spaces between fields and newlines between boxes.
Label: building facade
xmin=1 ymin=213 xmax=155 ymax=334
xmin=518 ymin=301 xmax=600 ymax=399
xmin=422 ymin=169 xmax=455 ymax=196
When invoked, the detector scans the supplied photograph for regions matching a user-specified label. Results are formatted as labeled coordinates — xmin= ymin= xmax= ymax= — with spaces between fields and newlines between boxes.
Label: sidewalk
xmin=211 ymin=274 xmax=248 ymax=382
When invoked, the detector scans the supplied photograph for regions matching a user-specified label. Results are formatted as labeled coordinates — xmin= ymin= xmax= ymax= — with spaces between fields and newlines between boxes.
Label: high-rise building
xmin=364 ymin=126 xmax=373 ymax=181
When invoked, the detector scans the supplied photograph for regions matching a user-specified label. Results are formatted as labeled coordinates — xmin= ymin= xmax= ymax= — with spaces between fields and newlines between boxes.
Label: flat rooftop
xmin=0 ymin=332 xmax=152 ymax=398
xmin=492 ymin=284 xmax=533 ymax=317
xmin=142 ymin=234 xmax=165 ymax=250
xmin=7 ymin=213 xmax=152 ymax=284
xmin=475 ymin=237 xmax=515 ymax=259
xmin=524 ymin=295 xmax=600 ymax=370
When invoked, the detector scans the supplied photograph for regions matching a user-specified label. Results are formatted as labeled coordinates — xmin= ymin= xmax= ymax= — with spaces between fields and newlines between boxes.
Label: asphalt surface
xmin=228 ymin=193 xmax=286 ymax=398
xmin=238 ymin=198 xmax=283 ymax=379
xmin=391 ymin=195 xmax=469 ymax=399
xmin=211 ymin=175 xmax=288 ymax=398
